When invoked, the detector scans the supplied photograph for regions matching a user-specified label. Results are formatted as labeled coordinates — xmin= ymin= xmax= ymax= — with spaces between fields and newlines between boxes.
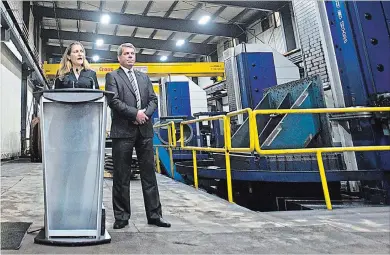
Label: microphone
xmin=53 ymin=77 xmax=59 ymax=89
xmin=72 ymin=68 xmax=79 ymax=89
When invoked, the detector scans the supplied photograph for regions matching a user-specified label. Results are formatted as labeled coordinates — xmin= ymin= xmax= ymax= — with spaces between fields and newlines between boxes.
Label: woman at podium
xmin=54 ymin=41 xmax=99 ymax=89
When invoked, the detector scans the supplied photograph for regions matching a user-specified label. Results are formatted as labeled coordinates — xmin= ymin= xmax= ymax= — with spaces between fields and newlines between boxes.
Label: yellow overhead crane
xmin=43 ymin=62 xmax=224 ymax=91
xmin=43 ymin=62 xmax=225 ymax=78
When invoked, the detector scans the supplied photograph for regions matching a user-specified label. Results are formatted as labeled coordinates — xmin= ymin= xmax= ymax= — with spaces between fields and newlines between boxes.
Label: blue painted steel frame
xmin=165 ymin=81 xmax=191 ymax=117
xmin=153 ymin=134 xmax=184 ymax=182
xmin=236 ymin=52 xmax=277 ymax=109
xmin=325 ymin=0 xmax=390 ymax=170
xmin=176 ymin=164 xmax=384 ymax=182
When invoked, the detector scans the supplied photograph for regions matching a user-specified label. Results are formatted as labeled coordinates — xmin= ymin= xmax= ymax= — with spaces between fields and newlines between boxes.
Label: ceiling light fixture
xmin=96 ymin=39 xmax=104 ymax=46
xmin=198 ymin=15 xmax=210 ymax=25
xmin=176 ymin=39 xmax=185 ymax=46
xmin=160 ymin=56 xmax=168 ymax=61
xmin=92 ymin=55 xmax=100 ymax=62
xmin=101 ymin=14 xmax=110 ymax=24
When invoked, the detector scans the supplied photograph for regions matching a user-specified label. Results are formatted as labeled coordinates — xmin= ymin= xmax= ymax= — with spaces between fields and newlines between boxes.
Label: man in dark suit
xmin=105 ymin=43 xmax=171 ymax=229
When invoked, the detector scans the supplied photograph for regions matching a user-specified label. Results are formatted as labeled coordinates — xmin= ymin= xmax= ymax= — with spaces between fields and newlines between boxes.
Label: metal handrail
xmin=154 ymin=121 xmax=175 ymax=147
xmin=180 ymin=115 xmax=226 ymax=153
xmin=179 ymin=115 xmax=233 ymax=201
xmin=252 ymin=106 xmax=390 ymax=209
xmin=225 ymin=108 xmax=254 ymax=152
xmin=154 ymin=121 xmax=176 ymax=176
xmin=252 ymin=107 xmax=390 ymax=155
xmin=153 ymin=106 xmax=389 ymax=209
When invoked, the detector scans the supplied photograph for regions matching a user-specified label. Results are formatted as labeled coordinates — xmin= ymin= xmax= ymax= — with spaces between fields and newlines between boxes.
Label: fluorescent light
xmin=100 ymin=14 xmax=110 ymax=24
xmin=96 ymin=39 xmax=104 ymax=46
xmin=198 ymin=15 xmax=210 ymax=25
xmin=160 ymin=56 xmax=168 ymax=61
xmin=92 ymin=55 xmax=100 ymax=61
xmin=176 ymin=39 xmax=185 ymax=46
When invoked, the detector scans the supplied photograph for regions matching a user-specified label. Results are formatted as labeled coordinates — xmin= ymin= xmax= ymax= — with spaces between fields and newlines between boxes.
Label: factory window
xmin=261 ymin=17 xmax=271 ymax=31
xmin=274 ymin=12 xmax=281 ymax=28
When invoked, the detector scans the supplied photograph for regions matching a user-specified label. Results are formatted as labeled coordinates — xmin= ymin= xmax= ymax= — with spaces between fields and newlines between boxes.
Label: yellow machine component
xmin=152 ymin=83 xmax=159 ymax=94
xmin=43 ymin=62 xmax=225 ymax=78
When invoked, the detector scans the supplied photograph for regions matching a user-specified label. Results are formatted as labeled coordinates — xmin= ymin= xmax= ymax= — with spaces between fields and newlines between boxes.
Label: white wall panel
xmin=1 ymin=43 xmax=22 ymax=159
xmin=197 ymin=77 xmax=214 ymax=89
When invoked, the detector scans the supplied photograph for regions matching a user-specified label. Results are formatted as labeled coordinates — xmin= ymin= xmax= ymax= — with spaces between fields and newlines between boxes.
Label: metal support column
xmin=20 ymin=63 xmax=30 ymax=156
xmin=316 ymin=0 xmax=360 ymax=192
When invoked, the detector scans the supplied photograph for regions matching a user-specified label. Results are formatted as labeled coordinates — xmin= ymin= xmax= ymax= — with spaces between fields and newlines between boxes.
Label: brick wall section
xmin=292 ymin=0 xmax=330 ymax=88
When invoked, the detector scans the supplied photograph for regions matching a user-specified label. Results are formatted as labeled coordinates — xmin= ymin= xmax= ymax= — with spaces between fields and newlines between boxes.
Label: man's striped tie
xmin=128 ymin=70 xmax=141 ymax=109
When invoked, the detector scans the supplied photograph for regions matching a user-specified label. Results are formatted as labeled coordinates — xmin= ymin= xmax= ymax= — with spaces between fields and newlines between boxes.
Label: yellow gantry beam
xmin=42 ymin=62 xmax=225 ymax=78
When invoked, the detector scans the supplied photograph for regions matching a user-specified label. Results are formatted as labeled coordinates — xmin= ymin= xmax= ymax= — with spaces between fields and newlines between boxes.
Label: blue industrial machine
xmin=175 ymin=0 xmax=390 ymax=210
xmin=323 ymin=0 xmax=390 ymax=202
xmin=325 ymin=1 xmax=390 ymax=171
xmin=157 ymin=1 xmax=390 ymax=210
xmin=223 ymin=43 xmax=300 ymax=125
xmin=154 ymin=76 xmax=210 ymax=179
xmin=177 ymin=76 xmax=353 ymax=210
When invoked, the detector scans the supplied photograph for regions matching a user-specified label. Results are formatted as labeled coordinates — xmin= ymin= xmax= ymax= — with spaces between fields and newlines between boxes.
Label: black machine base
xmin=34 ymin=229 xmax=111 ymax=246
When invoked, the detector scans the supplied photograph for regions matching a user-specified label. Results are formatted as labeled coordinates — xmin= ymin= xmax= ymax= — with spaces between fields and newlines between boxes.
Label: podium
xmin=34 ymin=89 xmax=113 ymax=245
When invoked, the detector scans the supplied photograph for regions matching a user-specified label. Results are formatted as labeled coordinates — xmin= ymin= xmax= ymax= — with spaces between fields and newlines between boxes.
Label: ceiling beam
xmin=244 ymin=10 xmax=269 ymax=27
xmin=143 ymin=1 xmax=154 ymax=15
xmin=52 ymin=1 xmax=63 ymax=50
xmin=168 ymin=3 xmax=203 ymax=58
xmin=45 ymin=45 xmax=195 ymax=63
xmin=151 ymin=0 xmax=179 ymax=56
xmin=109 ymin=0 xmax=128 ymax=51
xmin=187 ymin=6 xmax=227 ymax=50
xmin=33 ymin=6 xmax=242 ymax=37
xmin=202 ymin=8 xmax=250 ymax=44
xmin=200 ymin=1 xmax=288 ymax=11
xmin=138 ymin=1 xmax=154 ymax=55
xmin=42 ymin=29 xmax=216 ymax=55
xmin=184 ymin=5 xmax=227 ymax=44
xmin=76 ymin=0 xmax=81 ymax=33
xmin=229 ymin=8 xmax=251 ymax=24
xmin=93 ymin=0 xmax=104 ymax=50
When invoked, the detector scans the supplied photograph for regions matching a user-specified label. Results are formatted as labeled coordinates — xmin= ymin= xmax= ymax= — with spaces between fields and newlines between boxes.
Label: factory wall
xmin=1 ymin=42 xmax=22 ymax=159
xmin=291 ymin=0 xmax=330 ymax=88
xmin=246 ymin=14 xmax=287 ymax=55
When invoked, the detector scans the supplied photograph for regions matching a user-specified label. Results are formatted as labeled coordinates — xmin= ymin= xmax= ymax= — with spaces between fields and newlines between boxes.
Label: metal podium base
xmin=34 ymin=229 xmax=111 ymax=246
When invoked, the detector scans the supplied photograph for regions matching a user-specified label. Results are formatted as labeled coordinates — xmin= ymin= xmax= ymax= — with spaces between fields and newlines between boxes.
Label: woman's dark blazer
xmin=54 ymin=69 xmax=99 ymax=89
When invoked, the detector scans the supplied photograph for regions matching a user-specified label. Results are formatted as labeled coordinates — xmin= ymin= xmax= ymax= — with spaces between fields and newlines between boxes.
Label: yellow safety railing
xmin=225 ymin=108 xmax=255 ymax=152
xmin=178 ymin=109 xmax=255 ymax=203
xmin=252 ymin=107 xmax=390 ymax=210
xmin=153 ymin=107 xmax=389 ymax=210
xmin=153 ymin=121 xmax=176 ymax=176
xmin=180 ymin=115 xmax=234 ymax=202
xmin=180 ymin=115 xmax=226 ymax=153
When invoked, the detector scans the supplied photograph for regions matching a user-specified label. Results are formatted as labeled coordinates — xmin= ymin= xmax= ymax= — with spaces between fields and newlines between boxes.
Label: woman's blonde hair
xmin=57 ymin=42 xmax=91 ymax=79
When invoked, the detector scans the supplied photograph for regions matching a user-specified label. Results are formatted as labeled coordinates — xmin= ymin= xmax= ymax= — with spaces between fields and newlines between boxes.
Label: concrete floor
xmin=1 ymin=159 xmax=390 ymax=254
